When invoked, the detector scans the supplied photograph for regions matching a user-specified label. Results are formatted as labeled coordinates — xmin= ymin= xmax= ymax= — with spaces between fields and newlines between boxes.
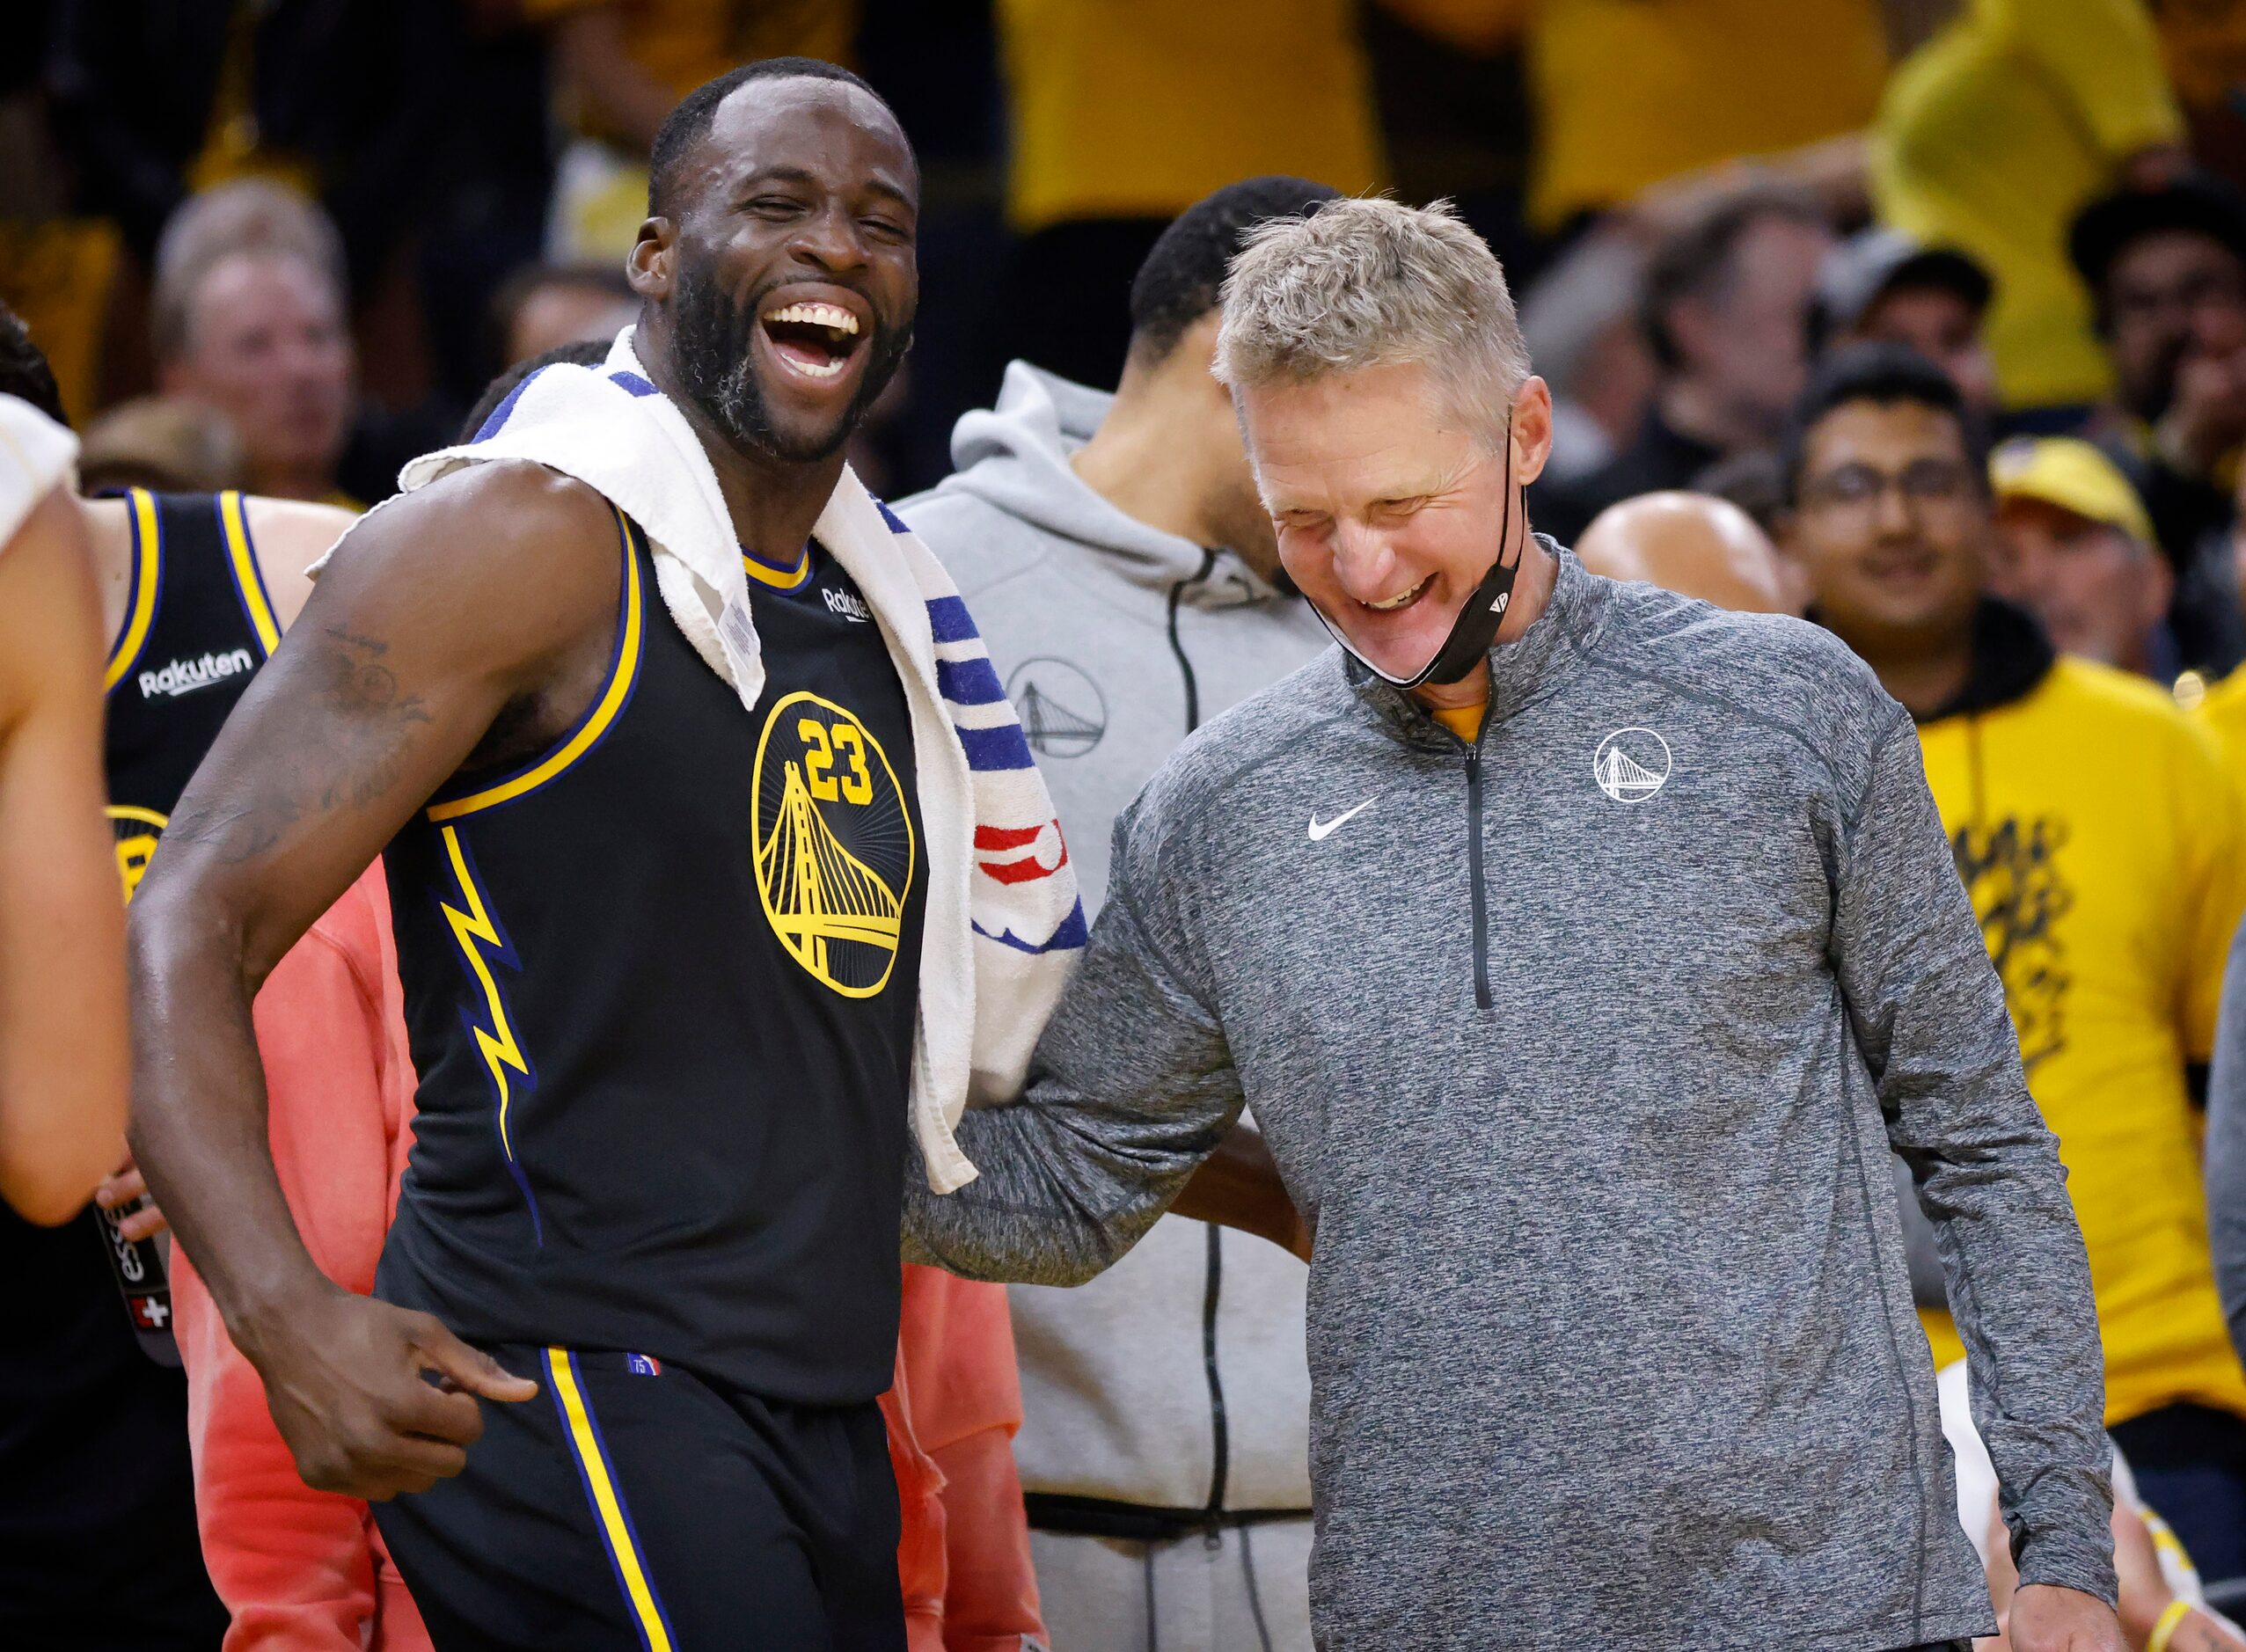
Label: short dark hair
xmin=458 ymin=340 xmax=613 ymax=444
xmin=1641 ymin=183 xmax=1828 ymax=370
xmin=1128 ymin=176 xmax=1343 ymax=364
xmin=1779 ymin=341 xmax=1989 ymax=506
xmin=0 ymin=302 xmax=69 ymax=426
xmin=647 ymin=58 xmax=896 ymax=218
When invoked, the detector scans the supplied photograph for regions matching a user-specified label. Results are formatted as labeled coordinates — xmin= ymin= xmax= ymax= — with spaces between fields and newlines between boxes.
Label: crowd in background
xmin=18 ymin=1 xmax=2246 ymax=1649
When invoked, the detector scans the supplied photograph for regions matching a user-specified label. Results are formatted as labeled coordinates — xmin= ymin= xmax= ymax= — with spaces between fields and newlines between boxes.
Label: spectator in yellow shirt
xmin=992 ymin=0 xmax=1385 ymax=390
xmin=1871 ymin=0 xmax=2188 ymax=413
xmin=1525 ymin=0 xmax=1887 ymax=233
xmin=1986 ymin=436 xmax=2174 ymax=681
xmin=1784 ymin=344 xmax=2246 ymax=1582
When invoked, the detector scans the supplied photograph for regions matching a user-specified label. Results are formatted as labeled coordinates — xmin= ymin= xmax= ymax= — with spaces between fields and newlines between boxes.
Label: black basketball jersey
xmin=104 ymin=488 xmax=282 ymax=895
xmin=379 ymin=510 xmax=926 ymax=1405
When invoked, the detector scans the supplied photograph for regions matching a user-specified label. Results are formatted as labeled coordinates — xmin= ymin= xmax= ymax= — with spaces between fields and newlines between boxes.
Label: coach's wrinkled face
xmin=1241 ymin=360 xmax=1551 ymax=683
xmin=639 ymin=76 xmax=918 ymax=464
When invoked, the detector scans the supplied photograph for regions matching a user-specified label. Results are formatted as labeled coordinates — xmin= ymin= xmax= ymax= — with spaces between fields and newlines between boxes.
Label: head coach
xmin=904 ymin=198 xmax=2125 ymax=1652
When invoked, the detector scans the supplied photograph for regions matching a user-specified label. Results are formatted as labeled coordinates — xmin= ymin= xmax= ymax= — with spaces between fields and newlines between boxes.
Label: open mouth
xmin=1362 ymin=574 xmax=1434 ymax=613
xmin=758 ymin=300 xmax=865 ymax=384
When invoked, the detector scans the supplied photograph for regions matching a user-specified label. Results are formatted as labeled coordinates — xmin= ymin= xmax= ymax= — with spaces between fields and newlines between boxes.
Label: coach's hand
xmin=247 ymin=1282 xmax=538 ymax=1501
xmin=2006 ymin=1583 xmax=2128 ymax=1652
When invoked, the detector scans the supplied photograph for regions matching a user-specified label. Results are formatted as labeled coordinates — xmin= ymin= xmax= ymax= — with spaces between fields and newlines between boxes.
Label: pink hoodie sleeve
xmin=171 ymin=864 xmax=432 ymax=1652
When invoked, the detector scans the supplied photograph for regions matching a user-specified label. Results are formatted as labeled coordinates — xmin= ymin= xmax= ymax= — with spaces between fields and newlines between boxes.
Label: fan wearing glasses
xmin=1785 ymin=341 xmax=2246 ymax=1604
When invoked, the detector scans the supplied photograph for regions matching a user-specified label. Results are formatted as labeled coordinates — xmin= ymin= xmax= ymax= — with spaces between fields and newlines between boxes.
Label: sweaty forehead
xmin=692 ymin=77 xmax=916 ymax=202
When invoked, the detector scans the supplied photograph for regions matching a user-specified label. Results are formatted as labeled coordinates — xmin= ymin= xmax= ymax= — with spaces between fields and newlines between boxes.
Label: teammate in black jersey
xmin=132 ymin=61 xmax=937 ymax=1651
xmin=0 ymin=318 xmax=351 ymax=1648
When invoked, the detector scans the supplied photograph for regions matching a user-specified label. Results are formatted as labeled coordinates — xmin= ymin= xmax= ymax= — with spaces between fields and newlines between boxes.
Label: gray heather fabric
xmin=896 ymin=362 xmax=1324 ymax=1522
xmin=2206 ymin=912 xmax=2246 ymax=1363
xmin=907 ymin=546 xmax=2116 ymax=1649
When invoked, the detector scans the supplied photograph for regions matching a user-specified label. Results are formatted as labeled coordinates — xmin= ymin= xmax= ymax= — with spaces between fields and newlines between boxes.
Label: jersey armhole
xmin=426 ymin=508 xmax=647 ymax=822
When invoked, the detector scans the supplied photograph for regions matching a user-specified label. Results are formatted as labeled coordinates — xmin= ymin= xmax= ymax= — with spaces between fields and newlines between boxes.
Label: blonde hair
xmin=1213 ymin=197 xmax=1531 ymax=442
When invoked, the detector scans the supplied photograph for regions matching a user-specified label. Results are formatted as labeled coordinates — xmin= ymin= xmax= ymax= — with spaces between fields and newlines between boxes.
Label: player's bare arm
xmin=127 ymin=460 xmax=623 ymax=1500
xmin=245 ymin=496 xmax=357 ymax=628
xmin=0 ymin=486 xmax=129 ymax=1224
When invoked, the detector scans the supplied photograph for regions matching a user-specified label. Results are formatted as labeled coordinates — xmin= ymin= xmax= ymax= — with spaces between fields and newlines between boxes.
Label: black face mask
xmin=1306 ymin=415 xmax=1525 ymax=690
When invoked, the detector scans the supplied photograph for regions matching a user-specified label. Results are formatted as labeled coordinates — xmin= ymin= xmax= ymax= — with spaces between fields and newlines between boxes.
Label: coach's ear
xmin=629 ymin=219 xmax=677 ymax=301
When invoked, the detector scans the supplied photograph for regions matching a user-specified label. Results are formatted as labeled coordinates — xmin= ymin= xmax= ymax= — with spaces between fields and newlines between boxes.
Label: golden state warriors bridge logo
xmin=107 ymin=806 xmax=168 ymax=902
xmin=753 ymin=691 xmax=915 ymax=997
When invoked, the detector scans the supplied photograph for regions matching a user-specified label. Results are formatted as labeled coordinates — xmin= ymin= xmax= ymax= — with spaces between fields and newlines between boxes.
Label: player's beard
xmin=669 ymin=264 xmax=913 ymax=464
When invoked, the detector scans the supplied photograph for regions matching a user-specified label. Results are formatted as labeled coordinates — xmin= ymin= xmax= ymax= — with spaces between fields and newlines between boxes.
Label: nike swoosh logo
xmin=1307 ymin=797 xmax=1376 ymax=841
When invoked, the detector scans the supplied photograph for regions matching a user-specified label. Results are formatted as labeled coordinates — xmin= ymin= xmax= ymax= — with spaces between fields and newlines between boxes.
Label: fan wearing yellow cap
xmin=1988 ymin=436 xmax=2173 ymax=679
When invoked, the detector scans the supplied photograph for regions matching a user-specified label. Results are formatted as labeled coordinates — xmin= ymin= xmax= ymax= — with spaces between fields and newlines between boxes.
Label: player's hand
xmin=2006 ymin=1583 xmax=2127 ymax=1652
xmin=245 ymin=1283 xmax=538 ymax=1500
xmin=93 ymin=1154 xmax=165 ymax=1241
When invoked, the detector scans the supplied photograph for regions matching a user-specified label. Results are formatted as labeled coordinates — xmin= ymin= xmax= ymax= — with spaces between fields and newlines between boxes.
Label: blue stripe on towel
xmin=926 ymin=596 xmax=979 ymax=644
xmin=473 ymin=368 xmax=549 ymax=442
xmin=973 ymin=903 xmax=1089 ymax=955
xmin=955 ymin=720 xmax=1035 ymax=772
xmin=936 ymin=655 xmax=1006 ymax=705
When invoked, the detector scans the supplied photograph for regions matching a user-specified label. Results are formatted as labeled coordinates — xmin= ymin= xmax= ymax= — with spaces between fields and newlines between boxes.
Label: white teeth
xmin=1366 ymin=577 xmax=1431 ymax=611
xmin=760 ymin=301 xmax=860 ymax=335
xmin=782 ymin=354 xmax=847 ymax=379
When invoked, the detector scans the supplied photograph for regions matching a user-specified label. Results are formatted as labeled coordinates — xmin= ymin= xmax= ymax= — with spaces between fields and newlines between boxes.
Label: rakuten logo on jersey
xmin=139 ymin=648 xmax=254 ymax=699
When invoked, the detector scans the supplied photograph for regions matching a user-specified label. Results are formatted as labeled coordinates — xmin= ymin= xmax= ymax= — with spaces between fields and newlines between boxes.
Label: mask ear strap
xmin=1315 ymin=413 xmax=1525 ymax=691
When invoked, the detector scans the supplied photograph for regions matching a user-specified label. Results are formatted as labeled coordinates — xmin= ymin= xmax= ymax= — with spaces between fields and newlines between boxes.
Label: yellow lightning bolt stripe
xmin=437 ymin=824 xmax=530 ymax=1159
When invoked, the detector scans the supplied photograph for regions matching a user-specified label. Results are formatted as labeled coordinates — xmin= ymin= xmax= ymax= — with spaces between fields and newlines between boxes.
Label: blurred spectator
xmin=1575 ymin=490 xmax=1795 ymax=615
xmin=534 ymin=0 xmax=860 ymax=261
xmin=1692 ymin=446 xmax=1789 ymax=543
xmin=1781 ymin=344 xmax=2246 ymax=1580
xmin=151 ymin=184 xmax=355 ymax=505
xmin=2073 ymin=176 xmax=2246 ymax=593
xmin=77 ymin=397 xmax=247 ymax=495
xmin=1520 ymin=0 xmax=1885 ymax=236
xmin=899 ymin=177 xmax=1333 ymax=1652
xmin=1811 ymin=226 xmax=1999 ymax=413
xmin=1987 ymin=435 xmax=2173 ymax=678
xmin=1518 ymin=230 xmax=1653 ymax=485
xmin=1871 ymin=0 xmax=2188 ymax=413
xmin=991 ymin=0 xmax=1384 ymax=391
xmin=488 ymin=262 xmax=636 ymax=370
xmin=44 ymin=0 xmax=446 ymax=293
xmin=1536 ymin=183 xmax=1833 ymax=544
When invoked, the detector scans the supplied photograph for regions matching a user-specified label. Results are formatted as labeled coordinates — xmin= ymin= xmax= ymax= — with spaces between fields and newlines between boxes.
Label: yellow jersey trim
xmin=743 ymin=545 xmax=811 ymax=592
xmin=426 ymin=513 xmax=645 ymax=822
xmin=103 ymin=488 xmax=162 ymax=693
xmin=546 ymin=1349 xmax=675 ymax=1652
xmin=218 ymin=491 xmax=282 ymax=655
xmin=435 ymin=823 xmax=532 ymax=1166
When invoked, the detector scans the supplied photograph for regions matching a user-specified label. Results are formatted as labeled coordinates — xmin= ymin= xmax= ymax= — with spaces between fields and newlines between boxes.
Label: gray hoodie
xmin=897 ymin=363 xmax=1328 ymax=1518
xmin=906 ymin=549 xmax=2117 ymax=1649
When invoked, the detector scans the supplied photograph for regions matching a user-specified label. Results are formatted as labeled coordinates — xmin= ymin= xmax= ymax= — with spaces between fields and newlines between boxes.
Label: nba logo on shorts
xmin=626 ymin=1352 xmax=662 ymax=1377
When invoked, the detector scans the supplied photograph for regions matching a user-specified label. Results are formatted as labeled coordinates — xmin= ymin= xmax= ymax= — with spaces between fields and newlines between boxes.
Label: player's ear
xmin=629 ymin=220 xmax=677 ymax=301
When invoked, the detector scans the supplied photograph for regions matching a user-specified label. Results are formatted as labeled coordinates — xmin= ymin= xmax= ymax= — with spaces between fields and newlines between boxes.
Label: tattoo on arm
xmin=165 ymin=626 xmax=437 ymax=866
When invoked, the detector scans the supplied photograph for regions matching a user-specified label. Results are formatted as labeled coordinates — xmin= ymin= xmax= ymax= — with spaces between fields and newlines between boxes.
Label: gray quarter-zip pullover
xmin=906 ymin=546 xmax=2116 ymax=1650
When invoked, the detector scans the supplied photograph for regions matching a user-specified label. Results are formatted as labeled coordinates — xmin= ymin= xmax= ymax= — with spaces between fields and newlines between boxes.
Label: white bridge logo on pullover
xmin=1593 ymin=727 xmax=1672 ymax=801
xmin=139 ymin=648 xmax=254 ymax=700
